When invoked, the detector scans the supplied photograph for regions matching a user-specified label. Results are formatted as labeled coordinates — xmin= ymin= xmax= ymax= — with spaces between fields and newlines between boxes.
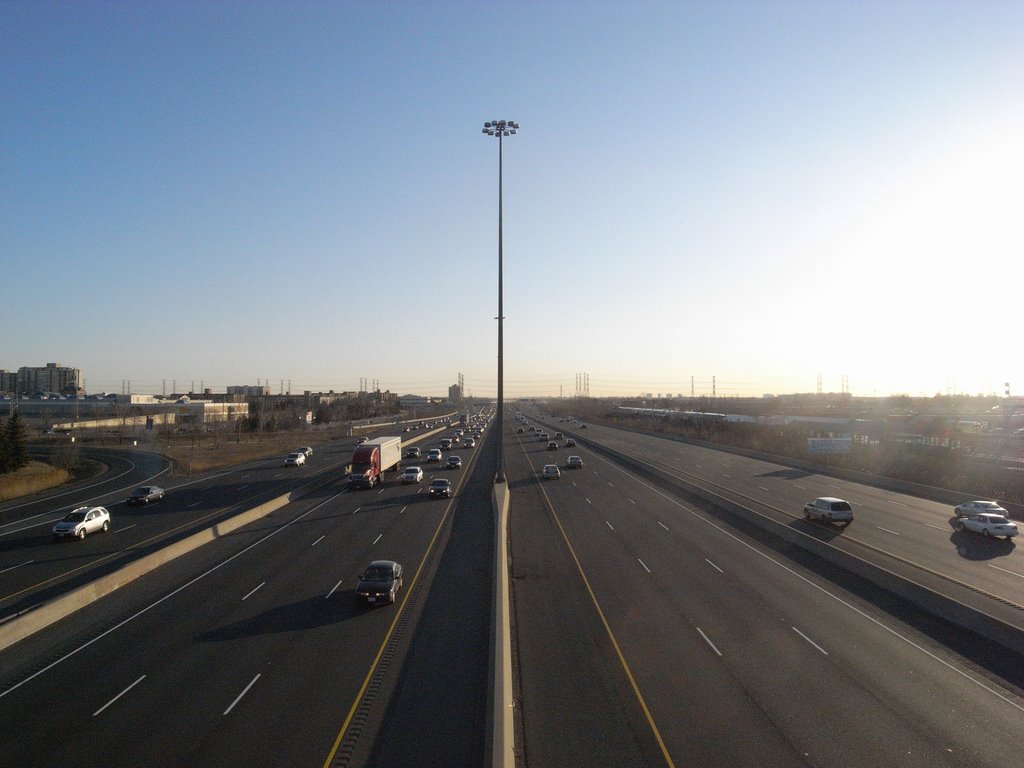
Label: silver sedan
xmin=958 ymin=513 xmax=1018 ymax=539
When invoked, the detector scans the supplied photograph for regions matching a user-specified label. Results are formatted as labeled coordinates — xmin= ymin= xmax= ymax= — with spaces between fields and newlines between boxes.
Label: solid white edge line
xmin=988 ymin=564 xmax=1024 ymax=579
xmin=1 ymin=485 xmax=350 ymax=702
xmin=793 ymin=627 xmax=829 ymax=655
xmin=242 ymin=582 xmax=265 ymax=601
xmin=94 ymin=675 xmax=146 ymax=716
xmin=584 ymin=445 xmax=1024 ymax=715
xmin=705 ymin=559 xmax=723 ymax=573
xmin=224 ymin=674 xmax=261 ymax=715
xmin=697 ymin=628 xmax=722 ymax=656
xmin=0 ymin=560 xmax=33 ymax=575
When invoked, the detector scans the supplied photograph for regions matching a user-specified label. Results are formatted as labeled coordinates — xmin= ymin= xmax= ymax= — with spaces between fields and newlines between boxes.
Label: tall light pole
xmin=482 ymin=119 xmax=519 ymax=482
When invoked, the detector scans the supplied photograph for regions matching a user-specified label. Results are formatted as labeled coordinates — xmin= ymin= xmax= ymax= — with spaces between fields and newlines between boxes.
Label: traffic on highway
xmin=2 ymin=408 xmax=1023 ymax=767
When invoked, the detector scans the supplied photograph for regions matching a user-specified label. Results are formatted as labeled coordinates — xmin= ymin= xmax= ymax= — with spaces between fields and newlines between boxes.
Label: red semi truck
xmin=348 ymin=436 xmax=402 ymax=489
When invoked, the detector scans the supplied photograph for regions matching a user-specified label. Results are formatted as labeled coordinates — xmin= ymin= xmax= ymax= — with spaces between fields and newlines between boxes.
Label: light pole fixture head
xmin=483 ymin=119 xmax=520 ymax=137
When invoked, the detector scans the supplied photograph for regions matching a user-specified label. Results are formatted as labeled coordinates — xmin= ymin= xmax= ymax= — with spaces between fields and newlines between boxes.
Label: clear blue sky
xmin=3 ymin=2 xmax=1021 ymax=398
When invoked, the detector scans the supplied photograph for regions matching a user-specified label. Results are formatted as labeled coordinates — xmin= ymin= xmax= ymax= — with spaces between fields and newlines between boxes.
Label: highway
xmin=0 ymin=436 xmax=430 ymax=615
xmin=509 ymin=410 xmax=1024 ymax=767
xmin=555 ymin=420 xmax=1024 ymax=611
xmin=4 ymin=409 xmax=1024 ymax=767
xmin=0 ymin=418 xmax=495 ymax=767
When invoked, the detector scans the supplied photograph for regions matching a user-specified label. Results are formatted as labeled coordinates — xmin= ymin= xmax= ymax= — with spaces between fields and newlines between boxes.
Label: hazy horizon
xmin=3 ymin=2 xmax=1021 ymax=399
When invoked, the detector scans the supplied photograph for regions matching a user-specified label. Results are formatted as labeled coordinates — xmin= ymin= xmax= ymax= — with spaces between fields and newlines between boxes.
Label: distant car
xmin=954 ymin=500 xmax=1008 ymax=519
xmin=539 ymin=433 xmax=549 ymax=440
xmin=554 ymin=432 xmax=564 ymax=439
xmin=567 ymin=455 xmax=584 ymax=469
xmin=516 ymin=427 xmax=525 ymax=434
xmin=127 ymin=486 xmax=165 ymax=505
xmin=546 ymin=441 xmax=558 ymax=451
xmin=402 ymin=466 xmax=424 ymax=484
xmin=285 ymin=451 xmax=306 ymax=466
xmin=447 ymin=455 xmax=462 ymax=469
xmin=299 ymin=446 xmax=313 ymax=457
xmin=462 ymin=437 xmax=476 ymax=448
xmin=426 ymin=448 xmax=443 ymax=462
xmin=542 ymin=464 xmax=561 ymax=480
xmin=429 ymin=478 xmax=452 ymax=498
xmin=565 ymin=438 xmax=577 ymax=447
xmin=528 ymin=426 xmax=536 ymax=432
xmin=439 ymin=439 xmax=453 ymax=451
xmin=406 ymin=447 xmax=422 ymax=458
xmin=803 ymin=497 xmax=853 ymax=524
xmin=357 ymin=436 xmax=368 ymax=444
xmin=580 ymin=424 xmax=587 ymax=429
xmin=958 ymin=513 xmax=1018 ymax=539
xmin=356 ymin=560 xmax=403 ymax=606
xmin=53 ymin=506 xmax=111 ymax=540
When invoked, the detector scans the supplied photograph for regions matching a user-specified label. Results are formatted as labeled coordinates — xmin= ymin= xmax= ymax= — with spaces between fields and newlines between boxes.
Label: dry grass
xmin=159 ymin=429 xmax=349 ymax=475
xmin=0 ymin=461 xmax=71 ymax=502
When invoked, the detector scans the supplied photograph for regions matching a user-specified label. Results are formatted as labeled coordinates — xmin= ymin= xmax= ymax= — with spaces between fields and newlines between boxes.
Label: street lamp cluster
xmin=482 ymin=120 xmax=519 ymax=481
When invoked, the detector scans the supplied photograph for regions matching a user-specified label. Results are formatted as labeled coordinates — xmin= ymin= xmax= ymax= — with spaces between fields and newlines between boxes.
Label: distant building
xmin=15 ymin=362 xmax=82 ymax=395
xmin=449 ymin=383 xmax=463 ymax=402
xmin=227 ymin=384 xmax=271 ymax=396
xmin=0 ymin=369 xmax=16 ymax=394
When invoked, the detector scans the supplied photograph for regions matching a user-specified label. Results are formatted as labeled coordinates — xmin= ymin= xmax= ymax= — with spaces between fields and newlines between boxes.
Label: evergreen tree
xmin=0 ymin=417 xmax=8 ymax=473
xmin=3 ymin=411 xmax=29 ymax=472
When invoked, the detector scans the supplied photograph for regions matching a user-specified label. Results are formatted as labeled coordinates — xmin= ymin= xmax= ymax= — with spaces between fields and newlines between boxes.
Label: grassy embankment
xmin=0 ymin=461 xmax=71 ymax=503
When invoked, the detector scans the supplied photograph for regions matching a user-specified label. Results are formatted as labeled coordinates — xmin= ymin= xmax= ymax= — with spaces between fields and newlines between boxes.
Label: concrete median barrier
xmin=0 ymin=491 xmax=295 ymax=653
xmin=488 ymin=478 xmax=514 ymax=768
xmin=587 ymin=439 xmax=1024 ymax=656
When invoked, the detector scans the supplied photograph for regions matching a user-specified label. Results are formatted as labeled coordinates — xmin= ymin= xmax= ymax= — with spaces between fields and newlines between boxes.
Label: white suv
xmin=53 ymin=506 xmax=111 ymax=540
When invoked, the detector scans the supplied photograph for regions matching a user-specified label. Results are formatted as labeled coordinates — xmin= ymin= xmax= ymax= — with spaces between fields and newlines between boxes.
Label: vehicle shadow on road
xmin=755 ymin=468 xmax=816 ymax=480
xmin=949 ymin=528 xmax=1016 ymax=560
xmin=197 ymin=594 xmax=364 ymax=640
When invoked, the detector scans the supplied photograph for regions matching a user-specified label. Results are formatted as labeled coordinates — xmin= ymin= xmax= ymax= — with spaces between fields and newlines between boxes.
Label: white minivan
xmin=803 ymin=497 xmax=854 ymax=524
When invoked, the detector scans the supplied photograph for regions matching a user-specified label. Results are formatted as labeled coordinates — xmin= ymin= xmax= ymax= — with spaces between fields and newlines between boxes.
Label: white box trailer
xmin=348 ymin=436 xmax=403 ymax=489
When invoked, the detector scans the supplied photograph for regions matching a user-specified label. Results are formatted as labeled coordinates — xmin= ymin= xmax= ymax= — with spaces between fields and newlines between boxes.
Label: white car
xmin=803 ymin=497 xmax=854 ymax=524
xmin=53 ymin=506 xmax=111 ymax=540
xmin=426 ymin=448 xmax=443 ymax=463
xmin=567 ymin=455 xmax=584 ymax=469
xmin=542 ymin=464 xmax=561 ymax=480
xmin=285 ymin=452 xmax=306 ymax=466
xmin=958 ymin=513 xmax=1018 ymax=539
xmin=402 ymin=466 xmax=424 ymax=484
xmin=462 ymin=437 xmax=476 ymax=448
xmin=954 ymin=500 xmax=1008 ymax=519
xmin=299 ymin=446 xmax=314 ymax=457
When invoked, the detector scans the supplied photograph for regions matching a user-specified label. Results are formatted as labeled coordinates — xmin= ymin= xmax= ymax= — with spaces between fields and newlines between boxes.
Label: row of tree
xmin=0 ymin=412 xmax=29 ymax=474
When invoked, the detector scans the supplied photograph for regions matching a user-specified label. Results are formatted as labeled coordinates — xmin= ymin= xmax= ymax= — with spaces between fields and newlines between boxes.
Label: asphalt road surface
xmin=509 ymin=411 xmax=1024 ymax=768
xmin=0 ymin=419 xmax=494 ymax=767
